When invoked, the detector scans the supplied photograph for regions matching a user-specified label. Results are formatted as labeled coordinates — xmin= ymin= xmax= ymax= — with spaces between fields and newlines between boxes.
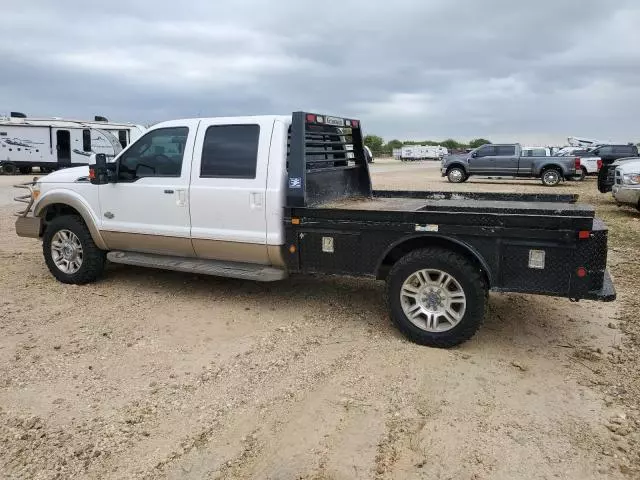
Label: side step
xmin=107 ymin=251 xmax=288 ymax=282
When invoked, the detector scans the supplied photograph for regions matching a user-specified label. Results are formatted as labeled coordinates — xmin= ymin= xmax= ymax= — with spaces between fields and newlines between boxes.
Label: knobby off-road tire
xmin=43 ymin=215 xmax=106 ymax=284
xmin=386 ymin=248 xmax=487 ymax=348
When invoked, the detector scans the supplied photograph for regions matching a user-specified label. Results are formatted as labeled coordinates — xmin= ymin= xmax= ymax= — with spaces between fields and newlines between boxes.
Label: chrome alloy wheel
xmin=400 ymin=269 xmax=467 ymax=332
xmin=51 ymin=229 xmax=83 ymax=274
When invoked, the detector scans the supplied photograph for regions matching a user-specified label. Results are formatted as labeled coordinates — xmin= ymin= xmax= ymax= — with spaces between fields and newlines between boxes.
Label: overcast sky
xmin=2 ymin=0 xmax=640 ymax=145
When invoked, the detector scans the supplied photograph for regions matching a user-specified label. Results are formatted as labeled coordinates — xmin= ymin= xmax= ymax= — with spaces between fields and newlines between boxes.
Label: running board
xmin=106 ymin=251 xmax=288 ymax=282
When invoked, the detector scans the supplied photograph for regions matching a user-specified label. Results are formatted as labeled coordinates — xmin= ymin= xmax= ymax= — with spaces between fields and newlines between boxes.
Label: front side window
xmin=117 ymin=127 xmax=188 ymax=181
xmin=475 ymin=145 xmax=495 ymax=157
xmin=598 ymin=146 xmax=613 ymax=155
xmin=200 ymin=124 xmax=259 ymax=178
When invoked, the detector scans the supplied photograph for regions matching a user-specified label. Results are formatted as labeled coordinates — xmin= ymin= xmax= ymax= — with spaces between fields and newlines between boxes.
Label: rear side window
xmin=496 ymin=145 xmax=516 ymax=156
xmin=613 ymin=146 xmax=633 ymax=155
xmin=200 ymin=125 xmax=260 ymax=178
xmin=82 ymin=129 xmax=91 ymax=152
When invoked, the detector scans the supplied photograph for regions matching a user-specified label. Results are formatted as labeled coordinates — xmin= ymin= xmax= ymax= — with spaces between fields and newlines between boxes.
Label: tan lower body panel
xmin=101 ymin=231 xmax=196 ymax=257
xmin=101 ymin=231 xmax=285 ymax=267
xmin=192 ymin=238 xmax=276 ymax=265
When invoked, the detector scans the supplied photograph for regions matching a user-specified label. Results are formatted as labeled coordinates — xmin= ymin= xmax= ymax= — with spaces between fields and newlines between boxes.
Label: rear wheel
xmin=2 ymin=163 xmax=17 ymax=175
xmin=541 ymin=168 xmax=561 ymax=186
xmin=447 ymin=167 xmax=467 ymax=183
xmin=572 ymin=167 xmax=587 ymax=181
xmin=43 ymin=215 xmax=106 ymax=284
xmin=386 ymin=248 xmax=486 ymax=347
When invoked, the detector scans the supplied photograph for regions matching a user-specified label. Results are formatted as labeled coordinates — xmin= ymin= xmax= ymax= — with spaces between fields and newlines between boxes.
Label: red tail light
xmin=597 ymin=159 xmax=603 ymax=170
xmin=575 ymin=157 xmax=581 ymax=170
xmin=306 ymin=114 xmax=316 ymax=123
xmin=88 ymin=167 xmax=96 ymax=179
xmin=351 ymin=119 xmax=359 ymax=128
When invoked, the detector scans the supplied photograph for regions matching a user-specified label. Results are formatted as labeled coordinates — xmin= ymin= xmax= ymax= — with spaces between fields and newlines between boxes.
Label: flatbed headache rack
xmin=286 ymin=111 xmax=372 ymax=207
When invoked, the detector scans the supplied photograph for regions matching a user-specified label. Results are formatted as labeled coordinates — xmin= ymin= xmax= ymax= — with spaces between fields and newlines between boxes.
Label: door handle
xmin=176 ymin=189 xmax=186 ymax=207
xmin=164 ymin=189 xmax=174 ymax=194
xmin=250 ymin=192 xmax=263 ymax=209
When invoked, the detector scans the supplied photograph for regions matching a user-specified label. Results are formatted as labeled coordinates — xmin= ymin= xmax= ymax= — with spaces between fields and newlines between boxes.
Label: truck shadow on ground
xmin=103 ymin=264 xmax=588 ymax=352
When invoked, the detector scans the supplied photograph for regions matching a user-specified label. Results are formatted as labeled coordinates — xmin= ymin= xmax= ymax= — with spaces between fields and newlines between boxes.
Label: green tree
xmin=440 ymin=139 xmax=461 ymax=150
xmin=384 ymin=139 xmax=403 ymax=154
xmin=364 ymin=135 xmax=385 ymax=155
xmin=469 ymin=138 xmax=492 ymax=149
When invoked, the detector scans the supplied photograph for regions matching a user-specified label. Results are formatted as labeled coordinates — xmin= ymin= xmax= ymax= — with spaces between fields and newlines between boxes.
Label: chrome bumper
xmin=16 ymin=215 xmax=43 ymax=238
xmin=612 ymin=185 xmax=640 ymax=206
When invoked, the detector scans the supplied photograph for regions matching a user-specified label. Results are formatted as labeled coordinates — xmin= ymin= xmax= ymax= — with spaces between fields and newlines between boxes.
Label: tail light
xmin=574 ymin=157 xmax=581 ymax=170
xmin=597 ymin=159 xmax=603 ymax=170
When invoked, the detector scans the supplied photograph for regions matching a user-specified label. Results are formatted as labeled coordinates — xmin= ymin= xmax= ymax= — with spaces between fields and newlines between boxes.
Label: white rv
xmin=399 ymin=145 xmax=448 ymax=161
xmin=0 ymin=112 xmax=145 ymax=174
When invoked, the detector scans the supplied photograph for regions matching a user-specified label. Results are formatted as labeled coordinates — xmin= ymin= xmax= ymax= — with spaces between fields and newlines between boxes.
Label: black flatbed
xmin=282 ymin=111 xmax=614 ymax=304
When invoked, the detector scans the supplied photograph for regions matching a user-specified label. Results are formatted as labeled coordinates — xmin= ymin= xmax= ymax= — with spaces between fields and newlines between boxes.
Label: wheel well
xmin=376 ymin=235 xmax=491 ymax=287
xmin=40 ymin=203 xmax=83 ymax=229
xmin=541 ymin=164 xmax=562 ymax=173
xmin=446 ymin=163 xmax=466 ymax=174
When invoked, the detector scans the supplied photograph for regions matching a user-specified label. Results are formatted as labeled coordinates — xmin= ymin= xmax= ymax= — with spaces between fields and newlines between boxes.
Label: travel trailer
xmin=399 ymin=145 xmax=448 ymax=161
xmin=0 ymin=112 xmax=145 ymax=174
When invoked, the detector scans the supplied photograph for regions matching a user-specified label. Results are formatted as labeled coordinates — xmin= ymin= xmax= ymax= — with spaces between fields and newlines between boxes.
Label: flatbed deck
xmin=319 ymin=192 xmax=595 ymax=218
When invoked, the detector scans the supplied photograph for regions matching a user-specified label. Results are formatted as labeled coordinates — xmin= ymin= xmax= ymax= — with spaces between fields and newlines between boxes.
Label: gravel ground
xmin=0 ymin=161 xmax=639 ymax=479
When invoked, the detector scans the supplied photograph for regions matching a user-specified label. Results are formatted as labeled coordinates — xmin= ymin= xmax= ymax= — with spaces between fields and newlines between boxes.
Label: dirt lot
xmin=1 ymin=161 xmax=639 ymax=479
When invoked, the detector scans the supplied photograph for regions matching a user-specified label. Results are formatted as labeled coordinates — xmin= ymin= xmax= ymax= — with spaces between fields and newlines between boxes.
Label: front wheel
xmin=447 ymin=167 xmax=467 ymax=183
xmin=43 ymin=215 xmax=106 ymax=284
xmin=541 ymin=168 xmax=561 ymax=186
xmin=386 ymin=248 xmax=487 ymax=347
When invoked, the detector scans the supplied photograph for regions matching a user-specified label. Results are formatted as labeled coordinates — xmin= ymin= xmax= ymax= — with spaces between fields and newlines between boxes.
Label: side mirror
xmin=89 ymin=153 xmax=109 ymax=185
xmin=471 ymin=152 xmax=478 ymax=158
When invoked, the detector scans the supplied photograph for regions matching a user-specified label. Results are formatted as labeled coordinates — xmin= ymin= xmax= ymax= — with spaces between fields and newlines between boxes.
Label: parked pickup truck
xmin=612 ymin=159 xmax=640 ymax=211
xmin=555 ymin=149 xmax=602 ymax=181
xmin=15 ymin=112 xmax=615 ymax=348
xmin=442 ymin=143 xmax=579 ymax=186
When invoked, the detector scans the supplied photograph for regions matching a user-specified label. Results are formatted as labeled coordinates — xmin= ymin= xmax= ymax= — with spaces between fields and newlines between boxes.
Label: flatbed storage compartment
xmin=285 ymin=190 xmax=609 ymax=300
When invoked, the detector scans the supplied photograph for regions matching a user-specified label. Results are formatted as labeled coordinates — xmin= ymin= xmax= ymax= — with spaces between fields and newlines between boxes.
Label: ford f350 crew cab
xmin=15 ymin=112 xmax=615 ymax=347
xmin=442 ymin=143 xmax=579 ymax=186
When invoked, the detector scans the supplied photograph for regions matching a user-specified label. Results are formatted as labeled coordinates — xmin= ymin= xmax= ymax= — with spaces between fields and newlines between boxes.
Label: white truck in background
xmin=1 ymin=112 xmax=145 ymax=174
xmin=555 ymin=148 xmax=602 ymax=181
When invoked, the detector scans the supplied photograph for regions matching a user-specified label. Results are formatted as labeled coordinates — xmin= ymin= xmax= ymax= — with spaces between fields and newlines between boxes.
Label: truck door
xmin=516 ymin=148 xmax=535 ymax=177
xmin=98 ymin=119 xmax=200 ymax=257
xmin=189 ymin=117 xmax=272 ymax=264
xmin=492 ymin=145 xmax=518 ymax=175
xmin=468 ymin=145 xmax=496 ymax=174
xmin=55 ymin=130 xmax=71 ymax=167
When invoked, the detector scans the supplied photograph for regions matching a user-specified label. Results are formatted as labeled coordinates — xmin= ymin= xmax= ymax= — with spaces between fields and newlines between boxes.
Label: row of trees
xmin=363 ymin=135 xmax=492 ymax=155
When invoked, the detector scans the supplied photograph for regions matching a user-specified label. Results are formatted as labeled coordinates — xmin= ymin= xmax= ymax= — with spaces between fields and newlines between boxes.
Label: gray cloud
xmin=2 ymin=0 xmax=640 ymax=144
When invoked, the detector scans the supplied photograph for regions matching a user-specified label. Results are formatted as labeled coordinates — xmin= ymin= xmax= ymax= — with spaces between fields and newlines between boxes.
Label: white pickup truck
xmin=14 ymin=111 xmax=615 ymax=348
xmin=555 ymin=148 xmax=602 ymax=181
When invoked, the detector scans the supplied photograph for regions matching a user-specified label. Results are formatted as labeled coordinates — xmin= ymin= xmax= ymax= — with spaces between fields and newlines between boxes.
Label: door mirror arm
xmin=89 ymin=154 xmax=109 ymax=185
